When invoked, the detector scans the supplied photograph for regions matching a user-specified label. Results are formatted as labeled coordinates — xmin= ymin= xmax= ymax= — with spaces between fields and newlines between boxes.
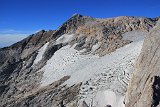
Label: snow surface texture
xmin=122 ymin=30 xmax=147 ymax=42
xmin=40 ymin=44 xmax=99 ymax=87
xmin=78 ymin=39 xmax=144 ymax=107
xmin=39 ymin=31 xmax=146 ymax=107
xmin=91 ymin=43 xmax=100 ymax=52
xmin=33 ymin=42 xmax=49 ymax=64
xmin=95 ymin=90 xmax=125 ymax=107
xmin=56 ymin=34 xmax=74 ymax=44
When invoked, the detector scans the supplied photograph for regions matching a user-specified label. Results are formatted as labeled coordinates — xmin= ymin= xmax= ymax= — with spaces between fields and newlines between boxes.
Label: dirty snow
xmin=39 ymin=32 xmax=146 ymax=107
xmin=91 ymin=43 xmax=100 ymax=52
xmin=33 ymin=42 xmax=49 ymax=64
xmin=94 ymin=90 xmax=125 ymax=107
xmin=122 ymin=30 xmax=147 ymax=42
xmin=40 ymin=44 xmax=99 ymax=87
xmin=56 ymin=34 xmax=74 ymax=44
xmin=78 ymin=39 xmax=144 ymax=107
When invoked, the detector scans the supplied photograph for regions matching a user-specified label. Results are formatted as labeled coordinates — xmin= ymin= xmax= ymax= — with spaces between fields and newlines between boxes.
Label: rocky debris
xmin=70 ymin=16 xmax=157 ymax=56
xmin=105 ymin=105 xmax=112 ymax=107
xmin=50 ymin=15 xmax=158 ymax=56
xmin=80 ymin=101 xmax=89 ymax=107
xmin=51 ymin=14 xmax=94 ymax=39
xmin=125 ymin=20 xmax=160 ymax=107
xmin=3 ymin=76 xmax=81 ymax=107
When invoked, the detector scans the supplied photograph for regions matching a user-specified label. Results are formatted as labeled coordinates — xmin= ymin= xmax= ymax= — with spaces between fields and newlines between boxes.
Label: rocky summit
xmin=0 ymin=14 xmax=160 ymax=107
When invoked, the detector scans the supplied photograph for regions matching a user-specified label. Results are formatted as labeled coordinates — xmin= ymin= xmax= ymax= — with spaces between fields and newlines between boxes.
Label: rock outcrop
xmin=72 ymin=16 xmax=157 ymax=56
xmin=125 ymin=20 xmax=160 ymax=107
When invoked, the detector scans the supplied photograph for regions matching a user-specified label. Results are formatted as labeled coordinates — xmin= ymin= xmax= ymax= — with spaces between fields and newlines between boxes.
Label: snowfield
xmin=95 ymin=90 xmax=125 ymax=107
xmin=78 ymin=38 xmax=144 ymax=107
xmin=35 ymin=31 xmax=146 ymax=107
xmin=56 ymin=34 xmax=74 ymax=44
xmin=40 ymin=44 xmax=99 ymax=87
xmin=33 ymin=42 xmax=49 ymax=64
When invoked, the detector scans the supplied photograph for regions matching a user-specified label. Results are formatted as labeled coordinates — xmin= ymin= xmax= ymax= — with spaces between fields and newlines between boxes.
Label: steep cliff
xmin=125 ymin=20 xmax=160 ymax=107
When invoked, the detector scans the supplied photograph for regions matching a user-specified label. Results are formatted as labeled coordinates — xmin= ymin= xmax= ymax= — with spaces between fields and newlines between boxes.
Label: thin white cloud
xmin=0 ymin=29 xmax=24 ymax=34
xmin=0 ymin=29 xmax=44 ymax=48
xmin=0 ymin=29 xmax=30 ymax=48
xmin=0 ymin=33 xmax=27 ymax=48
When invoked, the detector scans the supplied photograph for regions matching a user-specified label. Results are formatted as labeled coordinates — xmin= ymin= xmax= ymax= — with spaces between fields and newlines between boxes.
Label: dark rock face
xmin=0 ymin=14 xmax=159 ymax=107
xmin=152 ymin=76 xmax=160 ymax=107
xmin=106 ymin=105 xmax=112 ymax=107
xmin=125 ymin=20 xmax=160 ymax=107
xmin=43 ymin=43 xmax=63 ymax=61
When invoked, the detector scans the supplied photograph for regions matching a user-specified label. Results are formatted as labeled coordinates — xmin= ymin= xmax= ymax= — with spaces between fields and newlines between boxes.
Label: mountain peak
xmin=71 ymin=13 xmax=83 ymax=18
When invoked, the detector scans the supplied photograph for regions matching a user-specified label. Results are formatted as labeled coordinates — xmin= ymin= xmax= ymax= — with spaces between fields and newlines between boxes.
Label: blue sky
xmin=0 ymin=0 xmax=160 ymax=47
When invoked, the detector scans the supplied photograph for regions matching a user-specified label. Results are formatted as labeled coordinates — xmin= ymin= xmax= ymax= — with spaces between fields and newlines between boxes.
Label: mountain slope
xmin=0 ymin=14 xmax=159 ymax=107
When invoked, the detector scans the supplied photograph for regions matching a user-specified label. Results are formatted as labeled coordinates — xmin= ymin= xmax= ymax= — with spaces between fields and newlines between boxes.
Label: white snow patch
xmin=122 ymin=30 xmax=148 ymax=42
xmin=95 ymin=90 xmax=116 ymax=107
xmin=56 ymin=34 xmax=74 ymax=44
xmin=92 ymin=43 xmax=100 ymax=52
xmin=118 ymin=96 xmax=125 ymax=107
xmin=79 ymin=48 xmax=87 ymax=53
xmin=33 ymin=42 xmax=49 ymax=64
xmin=95 ymin=90 xmax=125 ymax=107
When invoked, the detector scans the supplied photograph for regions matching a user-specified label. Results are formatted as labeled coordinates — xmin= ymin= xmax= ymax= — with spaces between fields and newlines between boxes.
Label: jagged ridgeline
xmin=0 ymin=14 xmax=159 ymax=107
